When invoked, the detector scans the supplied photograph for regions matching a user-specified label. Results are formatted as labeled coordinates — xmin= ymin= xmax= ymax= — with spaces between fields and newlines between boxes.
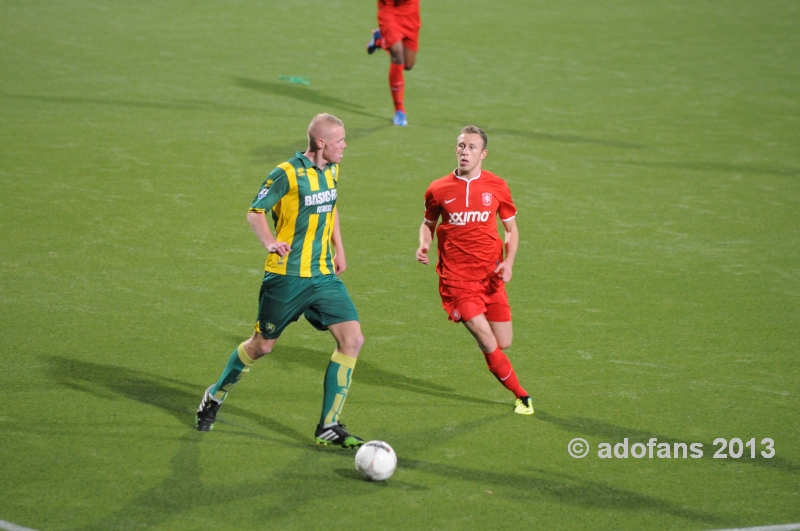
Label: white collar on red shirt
xmin=453 ymin=169 xmax=482 ymax=182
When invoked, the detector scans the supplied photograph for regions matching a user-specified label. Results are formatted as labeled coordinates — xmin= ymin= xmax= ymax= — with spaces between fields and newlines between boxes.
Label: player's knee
xmin=497 ymin=338 xmax=512 ymax=351
xmin=340 ymin=332 xmax=364 ymax=355
xmin=404 ymin=62 xmax=414 ymax=71
xmin=247 ymin=338 xmax=273 ymax=359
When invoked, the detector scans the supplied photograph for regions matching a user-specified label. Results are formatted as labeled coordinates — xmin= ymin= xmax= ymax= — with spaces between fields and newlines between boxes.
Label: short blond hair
xmin=460 ymin=125 xmax=488 ymax=150
xmin=308 ymin=113 xmax=343 ymax=134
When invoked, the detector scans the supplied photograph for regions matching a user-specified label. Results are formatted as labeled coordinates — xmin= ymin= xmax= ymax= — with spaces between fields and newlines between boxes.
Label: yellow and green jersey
xmin=249 ymin=152 xmax=340 ymax=277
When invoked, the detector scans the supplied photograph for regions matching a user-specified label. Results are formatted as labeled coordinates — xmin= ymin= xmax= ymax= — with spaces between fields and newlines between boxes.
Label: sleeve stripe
xmin=501 ymin=214 xmax=516 ymax=222
xmin=424 ymin=217 xmax=437 ymax=224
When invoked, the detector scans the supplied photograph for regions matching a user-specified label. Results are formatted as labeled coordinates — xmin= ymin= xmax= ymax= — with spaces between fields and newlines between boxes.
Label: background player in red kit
xmin=415 ymin=125 xmax=534 ymax=415
xmin=366 ymin=0 xmax=420 ymax=126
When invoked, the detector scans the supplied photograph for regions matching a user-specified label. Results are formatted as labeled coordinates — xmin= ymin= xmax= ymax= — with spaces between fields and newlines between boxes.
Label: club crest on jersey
xmin=297 ymin=167 xmax=306 ymax=176
xmin=482 ymin=192 xmax=492 ymax=206
xmin=448 ymin=211 xmax=491 ymax=225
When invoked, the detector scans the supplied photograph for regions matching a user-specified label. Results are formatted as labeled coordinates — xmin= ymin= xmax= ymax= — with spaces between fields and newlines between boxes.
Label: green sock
xmin=209 ymin=343 xmax=254 ymax=402
xmin=319 ymin=351 xmax=356 ymax=427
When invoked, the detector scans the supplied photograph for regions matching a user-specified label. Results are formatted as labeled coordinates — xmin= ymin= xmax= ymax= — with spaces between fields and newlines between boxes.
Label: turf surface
xmin=1 ymin=1 xmax=798 ymax=529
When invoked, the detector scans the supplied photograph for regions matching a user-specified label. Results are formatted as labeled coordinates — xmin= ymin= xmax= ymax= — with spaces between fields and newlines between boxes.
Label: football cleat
xmin=366 ymin=28 xmax=382 ymax=54
xmin=315 ymin=422 xmax=365 ymax=448
xmin=514 ymin=396 xmax=534 ymax=415
xmin=393 ymin=110 xmax=408 ymax=126
xmin=196 ymin=386 xmax=222 ymax=431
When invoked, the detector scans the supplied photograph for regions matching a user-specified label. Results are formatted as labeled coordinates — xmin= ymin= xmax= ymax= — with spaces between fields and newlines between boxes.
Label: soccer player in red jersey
xmin=366 ymin=0 xmax=420 ymax=126
xmin=415 ymin=126 xmax=534 ymax=415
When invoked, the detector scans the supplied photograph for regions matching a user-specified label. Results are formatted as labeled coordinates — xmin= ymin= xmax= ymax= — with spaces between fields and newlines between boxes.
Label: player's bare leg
xmin=328 ymin=320 xmax=365 ymax=359
xmin=463 ymin=314 xmax=533 ymax=414
xmin=402 ymin=46 xmax=416 ymax=70
xmin=316 ymin=320 xmax=365 ymax=447
xmin=488 ymin=320 xmax=513 ymax=351
xmin=463 ymin=313 xmax=498 ymax=354
xmin=242 ymin=331 xmax=278 ymax=360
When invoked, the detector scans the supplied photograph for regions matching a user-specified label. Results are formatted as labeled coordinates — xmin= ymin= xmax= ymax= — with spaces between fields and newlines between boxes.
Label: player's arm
xmin=416 ymin=219 xmax=437 ymax=265
xmin=330 ymin=209 xmax=347 ymax=275
xmin=248 ymin=170 xmax=291 ymax=256
xmin=247 ymin=212 xmax=290 ymax=256
xmin=417 ymin=186 xmax=440 ymax=265
xmin=494 ymin=218 xmax=518 ymax=282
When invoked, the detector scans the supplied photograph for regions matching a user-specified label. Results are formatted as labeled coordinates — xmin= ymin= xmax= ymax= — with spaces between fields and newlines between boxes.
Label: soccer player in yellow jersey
xmin=196 ymin=113 xmax=366 ymax=448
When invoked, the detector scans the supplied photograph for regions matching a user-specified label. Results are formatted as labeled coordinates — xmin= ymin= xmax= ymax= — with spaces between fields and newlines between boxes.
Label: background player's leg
xmin=388 ymin=41 xmax=407 ymax=124
xmin=463 ymin=315 xmax=528 ymax=399
xmin=403 ymin=45 xmax=416 ymax=70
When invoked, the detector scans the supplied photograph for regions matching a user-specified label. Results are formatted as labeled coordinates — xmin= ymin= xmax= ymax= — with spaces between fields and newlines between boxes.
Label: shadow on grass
xmin=1 ymin=92 xmax=286 ymax=116
xmin=270 ymin=344 xmax=502 ymax=407
xmin=607 ymin=159 xmax=800 ymax=177
xmin=44 ymin=356 xmax=730 ymax=527
xmin=248 ymin=124 xmax=392 ymax=166
xmin=536 ymin=409 xmax=800 ymax=474
xmin=234 ymin=77 xmax=385 ymax=121
xmin=45 ymin=355 xmax=308 ymax=443
xmin=399 ymin=458 xmax=726 ymax=526
xmin=492 ymin=128 xmax=645 ymax=149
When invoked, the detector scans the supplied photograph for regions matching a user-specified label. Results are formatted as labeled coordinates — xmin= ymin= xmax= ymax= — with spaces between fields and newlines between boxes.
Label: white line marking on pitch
xmin=706 ymin=524 xmax=800 ymax=531
xmin=0 ymin=521 xmax=41 ymax=531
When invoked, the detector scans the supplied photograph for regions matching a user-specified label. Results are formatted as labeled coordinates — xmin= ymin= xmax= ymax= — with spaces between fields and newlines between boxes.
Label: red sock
xmin=389 ymin=62 xmax=404 ymax=112
xmin=483 ymin=348 xmax=528 ymax=398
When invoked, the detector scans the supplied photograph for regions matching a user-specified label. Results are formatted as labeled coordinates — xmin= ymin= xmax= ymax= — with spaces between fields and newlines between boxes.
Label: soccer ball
xmin=354 ymin=441 xmax=397 ymax=481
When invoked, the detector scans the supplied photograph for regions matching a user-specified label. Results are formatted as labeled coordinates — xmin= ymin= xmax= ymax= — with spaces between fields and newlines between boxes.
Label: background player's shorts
xmin=438 ymin=276 xmax=512 ymax=323
xmin=255 ymin=272 xmax=359 ymax=339
xmin=377 ymin=3 xmax=421 ymax=52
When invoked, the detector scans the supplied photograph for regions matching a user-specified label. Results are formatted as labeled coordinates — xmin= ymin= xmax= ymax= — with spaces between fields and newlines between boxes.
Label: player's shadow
xmin=248 ymin=125 xmax=391 ymax=165
xmin=606 ymin=159 xmax=800 ymax=177
xmin=398 ymin=458 xmax=727 ymax=526
xmin=1 ymin=92 xmax=286 ymax=116
xmin=535 ymin=409 xmax=800 ymax=474
xmin=234 ymin=77 xmax=385 ymax=120
xmin=270 ymin=345 xmax=502 ymax=407
xmin=44 ymin=355 xmax=310 ymax=445
xmin=492 ymin=127 xmax=645 ymax=149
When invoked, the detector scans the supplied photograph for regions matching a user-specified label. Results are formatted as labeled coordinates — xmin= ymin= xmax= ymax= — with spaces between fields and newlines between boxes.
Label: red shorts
xmin=377 ymin=3 xmax=421 ymax=52
xmin=439 ymin=277 xmax=512 ymax=323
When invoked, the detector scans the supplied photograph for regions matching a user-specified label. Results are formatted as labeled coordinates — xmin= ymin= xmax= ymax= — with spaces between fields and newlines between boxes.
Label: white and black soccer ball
xmin=354 ymin=441 xmax=397 ymax=481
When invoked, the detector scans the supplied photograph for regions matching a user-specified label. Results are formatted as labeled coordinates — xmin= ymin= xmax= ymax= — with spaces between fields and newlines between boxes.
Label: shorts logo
xmin=263 ymin=323 xmax=276 ymax=333
xmin=482 ymin=193 xmax=492 ymax=206
xmin=452 ymin=310 xmax=461 ymax=320
xmin=448 ymin=211 xmax=491 ymax=225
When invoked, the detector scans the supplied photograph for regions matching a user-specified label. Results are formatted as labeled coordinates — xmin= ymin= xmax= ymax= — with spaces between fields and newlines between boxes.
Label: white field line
xmin=706 ymin=524 xmax=800 ymax=531
xmin=0 ymin=521 xmax=40 ymax=531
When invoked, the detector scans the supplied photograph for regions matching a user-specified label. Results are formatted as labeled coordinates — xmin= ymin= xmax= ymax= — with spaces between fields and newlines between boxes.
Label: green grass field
xmin=1 ymin=1 xmax=798 ymax=529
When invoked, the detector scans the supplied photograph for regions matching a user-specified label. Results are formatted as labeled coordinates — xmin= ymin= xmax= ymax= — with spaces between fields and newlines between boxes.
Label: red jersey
xmin=379 ymin=0 xmax=419 ymax=14
xmin=423 ymin=170 xmax=517 ymax=281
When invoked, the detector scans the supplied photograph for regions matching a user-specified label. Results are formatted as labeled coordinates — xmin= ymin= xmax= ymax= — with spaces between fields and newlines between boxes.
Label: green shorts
xmin=255 ymin=272 xmax=359 ymax=339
